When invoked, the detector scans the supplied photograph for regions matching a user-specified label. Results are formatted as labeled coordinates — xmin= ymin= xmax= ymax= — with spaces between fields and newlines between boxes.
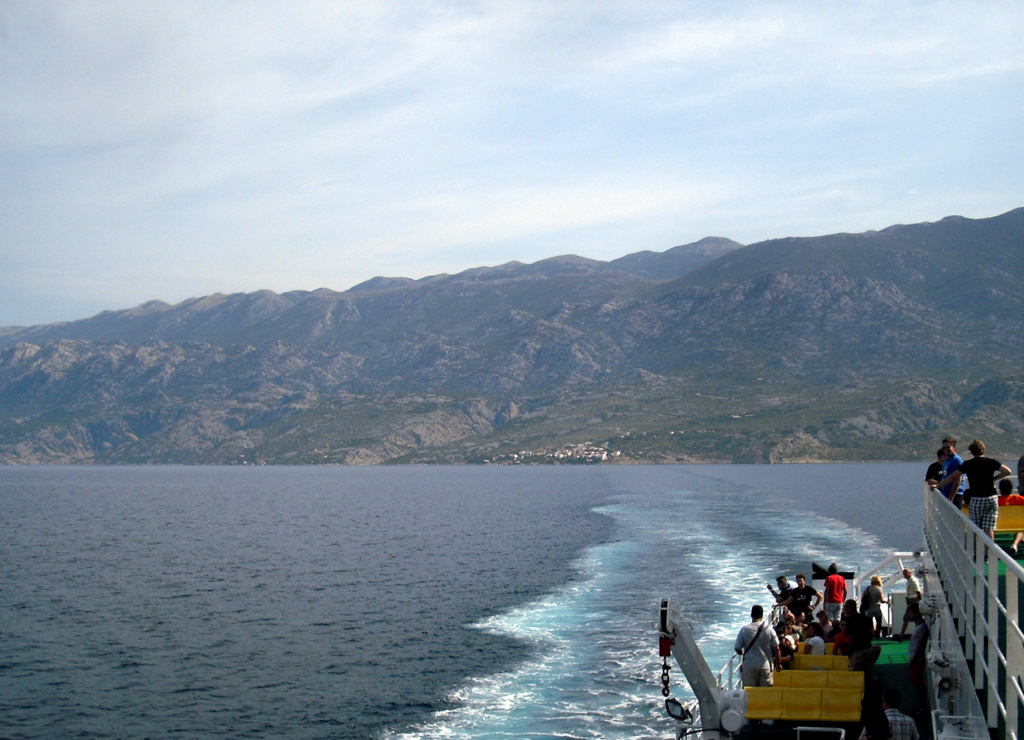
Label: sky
xmin=1 ymin=2 xmax=1022 ymax=328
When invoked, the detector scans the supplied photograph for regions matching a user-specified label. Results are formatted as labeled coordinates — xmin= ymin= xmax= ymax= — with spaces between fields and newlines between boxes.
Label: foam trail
xmin=386 ymin=538 xmax=666 ymax=739
xmin=386 ymin=471 xmax=906 ymax=739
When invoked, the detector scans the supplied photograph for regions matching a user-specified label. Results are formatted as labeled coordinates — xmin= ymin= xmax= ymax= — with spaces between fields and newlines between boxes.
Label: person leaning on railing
xmin=924 ymin=447 xmax=948 ymax=487
xmin=935 ymin=439 xmax=1012 ymax=542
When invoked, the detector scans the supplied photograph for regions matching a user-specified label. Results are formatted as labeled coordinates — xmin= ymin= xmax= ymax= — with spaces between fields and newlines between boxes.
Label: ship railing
xmin=850 ymin=550 xmax=925 ymax=637
xmin=719 ymin=653 xmax=741 ymax=691
xmin=924 ymin=483 xmax=1024 ymax=740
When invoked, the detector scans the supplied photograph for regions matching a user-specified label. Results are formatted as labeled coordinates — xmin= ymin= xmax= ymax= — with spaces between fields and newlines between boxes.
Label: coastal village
xmin=487 ymin=442 xmax=620 ymax=464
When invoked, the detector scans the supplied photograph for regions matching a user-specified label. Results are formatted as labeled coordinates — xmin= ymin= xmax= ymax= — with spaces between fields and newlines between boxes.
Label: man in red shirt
xmin=823 ymin=563 xmax=846 ymax=621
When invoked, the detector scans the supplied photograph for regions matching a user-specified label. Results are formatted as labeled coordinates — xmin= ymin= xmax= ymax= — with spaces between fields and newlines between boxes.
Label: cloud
xmin=1 ymin=1 xmax=1022 ymax=325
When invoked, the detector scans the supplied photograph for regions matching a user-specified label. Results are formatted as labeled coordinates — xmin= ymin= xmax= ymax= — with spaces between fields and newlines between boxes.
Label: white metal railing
xmin=851 ymin=550 xmax=922 ymax=636
xmin=796 ymin=728 xmax=845 ymax=739
xmin=720 ymin=654 xmax=739 ymax=691
xmin=924 ymin=484 xmax=1024 ymax=740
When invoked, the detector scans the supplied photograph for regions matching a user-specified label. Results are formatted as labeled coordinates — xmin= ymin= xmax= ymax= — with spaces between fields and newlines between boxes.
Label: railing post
xmin=986 ymin=538 xmax=999 ymax=730
xmin=1005 ymin=554 xmax=1022 ymax=739
xmin=973 ymin=534 xmax=986 ymax=695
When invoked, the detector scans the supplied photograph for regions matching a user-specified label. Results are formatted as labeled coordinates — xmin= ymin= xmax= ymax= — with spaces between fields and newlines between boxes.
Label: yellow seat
xmin=831 ymin=655 xmax=849 ymax=670
xmin=997 ymin=505 xmax=1024 ymax=532
xmin=773 ymin=671 xmax=792 ymax=687
xmin=793 ymin=654 xmax=835 ymax=671
xmin=827 ymin=670 xmax=864 ymax=690
xmin=745 ymin=687 xmax=784 ymax=719
xmin=789 ymin=670 xmax=829 ymax=688
xmin=821 ymin=688 xmax=863 ymax=722
xmin=782 ymin=688 xmax=822 ymax=721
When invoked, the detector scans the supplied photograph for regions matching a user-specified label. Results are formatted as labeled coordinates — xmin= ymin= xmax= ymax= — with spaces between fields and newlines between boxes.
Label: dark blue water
xmin=0 ymin=463 xmax=923 ymax=739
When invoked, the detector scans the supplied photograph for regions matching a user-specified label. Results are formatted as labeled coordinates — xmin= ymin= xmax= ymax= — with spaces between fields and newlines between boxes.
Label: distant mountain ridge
xmin=0 ymin=210 xmax=1020 ymax=465
xmin=0 ymin=236 xmax=744 ymax=344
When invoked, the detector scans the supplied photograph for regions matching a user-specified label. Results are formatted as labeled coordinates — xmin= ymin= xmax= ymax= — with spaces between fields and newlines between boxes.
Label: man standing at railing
xmin=778 ymin=573 xmax=822 ymax=624
xmin=925 ymin=447 xmax=948 ymax=487
xmin=734 ymin=604 xmax=782 ymax=688
xmin=937 ymin=437 xmax=966 ymax=508
xmin=767 ymin=575 xmax=794 ymax=605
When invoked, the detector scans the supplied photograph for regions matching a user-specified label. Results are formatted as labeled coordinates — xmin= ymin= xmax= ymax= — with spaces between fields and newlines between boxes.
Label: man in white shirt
xmin=734 ymin=604 xmax=781 ymax=687
xmin=895 ymin=567 xmax=922 ymax=641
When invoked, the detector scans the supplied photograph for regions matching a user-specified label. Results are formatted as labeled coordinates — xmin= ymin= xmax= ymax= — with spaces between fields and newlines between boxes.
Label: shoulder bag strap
xmin=742 ymin=622 xmax=767 ymax=665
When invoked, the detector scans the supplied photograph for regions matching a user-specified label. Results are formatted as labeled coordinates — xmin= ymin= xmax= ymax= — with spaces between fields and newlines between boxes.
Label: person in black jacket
xmin=843 ymin=599 xmax=880 ymax=674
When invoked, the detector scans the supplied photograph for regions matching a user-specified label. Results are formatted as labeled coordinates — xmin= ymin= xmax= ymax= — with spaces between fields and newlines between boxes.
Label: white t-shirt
xmin=734 ymin=620 xmax=779 ymax=670
xmin=805 ymin=635 xmax=826 ymax=655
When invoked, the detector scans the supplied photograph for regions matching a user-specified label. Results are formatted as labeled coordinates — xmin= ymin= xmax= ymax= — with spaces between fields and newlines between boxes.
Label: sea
xmin=0 ymin=463 xmax=925 ymax=739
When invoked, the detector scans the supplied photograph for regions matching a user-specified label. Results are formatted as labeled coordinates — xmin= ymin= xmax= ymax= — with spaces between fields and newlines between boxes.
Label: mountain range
xmin=1 ymin=210 xmax=1021 ymax=465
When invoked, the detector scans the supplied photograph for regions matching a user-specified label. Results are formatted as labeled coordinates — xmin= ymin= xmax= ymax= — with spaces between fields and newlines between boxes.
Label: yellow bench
xmin=745 ymin=687 xmax=783 ymax=720
xmin=773 ymin=670 xmax=827 ymax=688
xmin=791 ymin=654 xmax=848 ymax=671
xmin=773 ymin=670 xmax=864 ymax=691
xmin=997 ymin=505 xmax=1024 ymax=532
xmin=826 ymin=670 xmax=864 ymax=690
xmin=744 ymin=686 xmax=863 ymax=722
xmin=822 ymin=688 xmax=864 ymax=721
xmin=960 ymin=504 xmax=1024 ymax=531
xmin=783 ymin=688 xmax=823 ymax=720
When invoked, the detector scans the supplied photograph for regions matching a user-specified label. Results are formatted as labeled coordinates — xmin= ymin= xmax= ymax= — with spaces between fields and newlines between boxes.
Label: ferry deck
xmin=657 ymin=484 xmax=1024 ymax=740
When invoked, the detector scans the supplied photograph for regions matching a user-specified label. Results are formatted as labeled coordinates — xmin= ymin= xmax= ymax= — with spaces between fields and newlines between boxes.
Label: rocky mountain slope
xmin=1 ymin=212 xmax=1020 ymax=465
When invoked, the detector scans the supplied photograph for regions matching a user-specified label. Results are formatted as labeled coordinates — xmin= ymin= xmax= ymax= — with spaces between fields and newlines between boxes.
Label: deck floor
xmin=873 ymin=636 xmax=925 ymax=725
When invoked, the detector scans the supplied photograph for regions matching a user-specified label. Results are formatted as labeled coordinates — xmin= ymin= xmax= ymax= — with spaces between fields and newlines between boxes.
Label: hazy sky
xmin=2 ymin=2 xmax=1021 ymax=327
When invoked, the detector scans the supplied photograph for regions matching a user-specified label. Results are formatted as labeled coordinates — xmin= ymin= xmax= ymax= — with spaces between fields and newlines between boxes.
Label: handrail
xmin=924 ymin=484 xmax=1024 ymax=740
xmin=850 ymin=550 xmax=921 ymax=636
xmin=719 ymin=653 xmax=741 ymax=691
